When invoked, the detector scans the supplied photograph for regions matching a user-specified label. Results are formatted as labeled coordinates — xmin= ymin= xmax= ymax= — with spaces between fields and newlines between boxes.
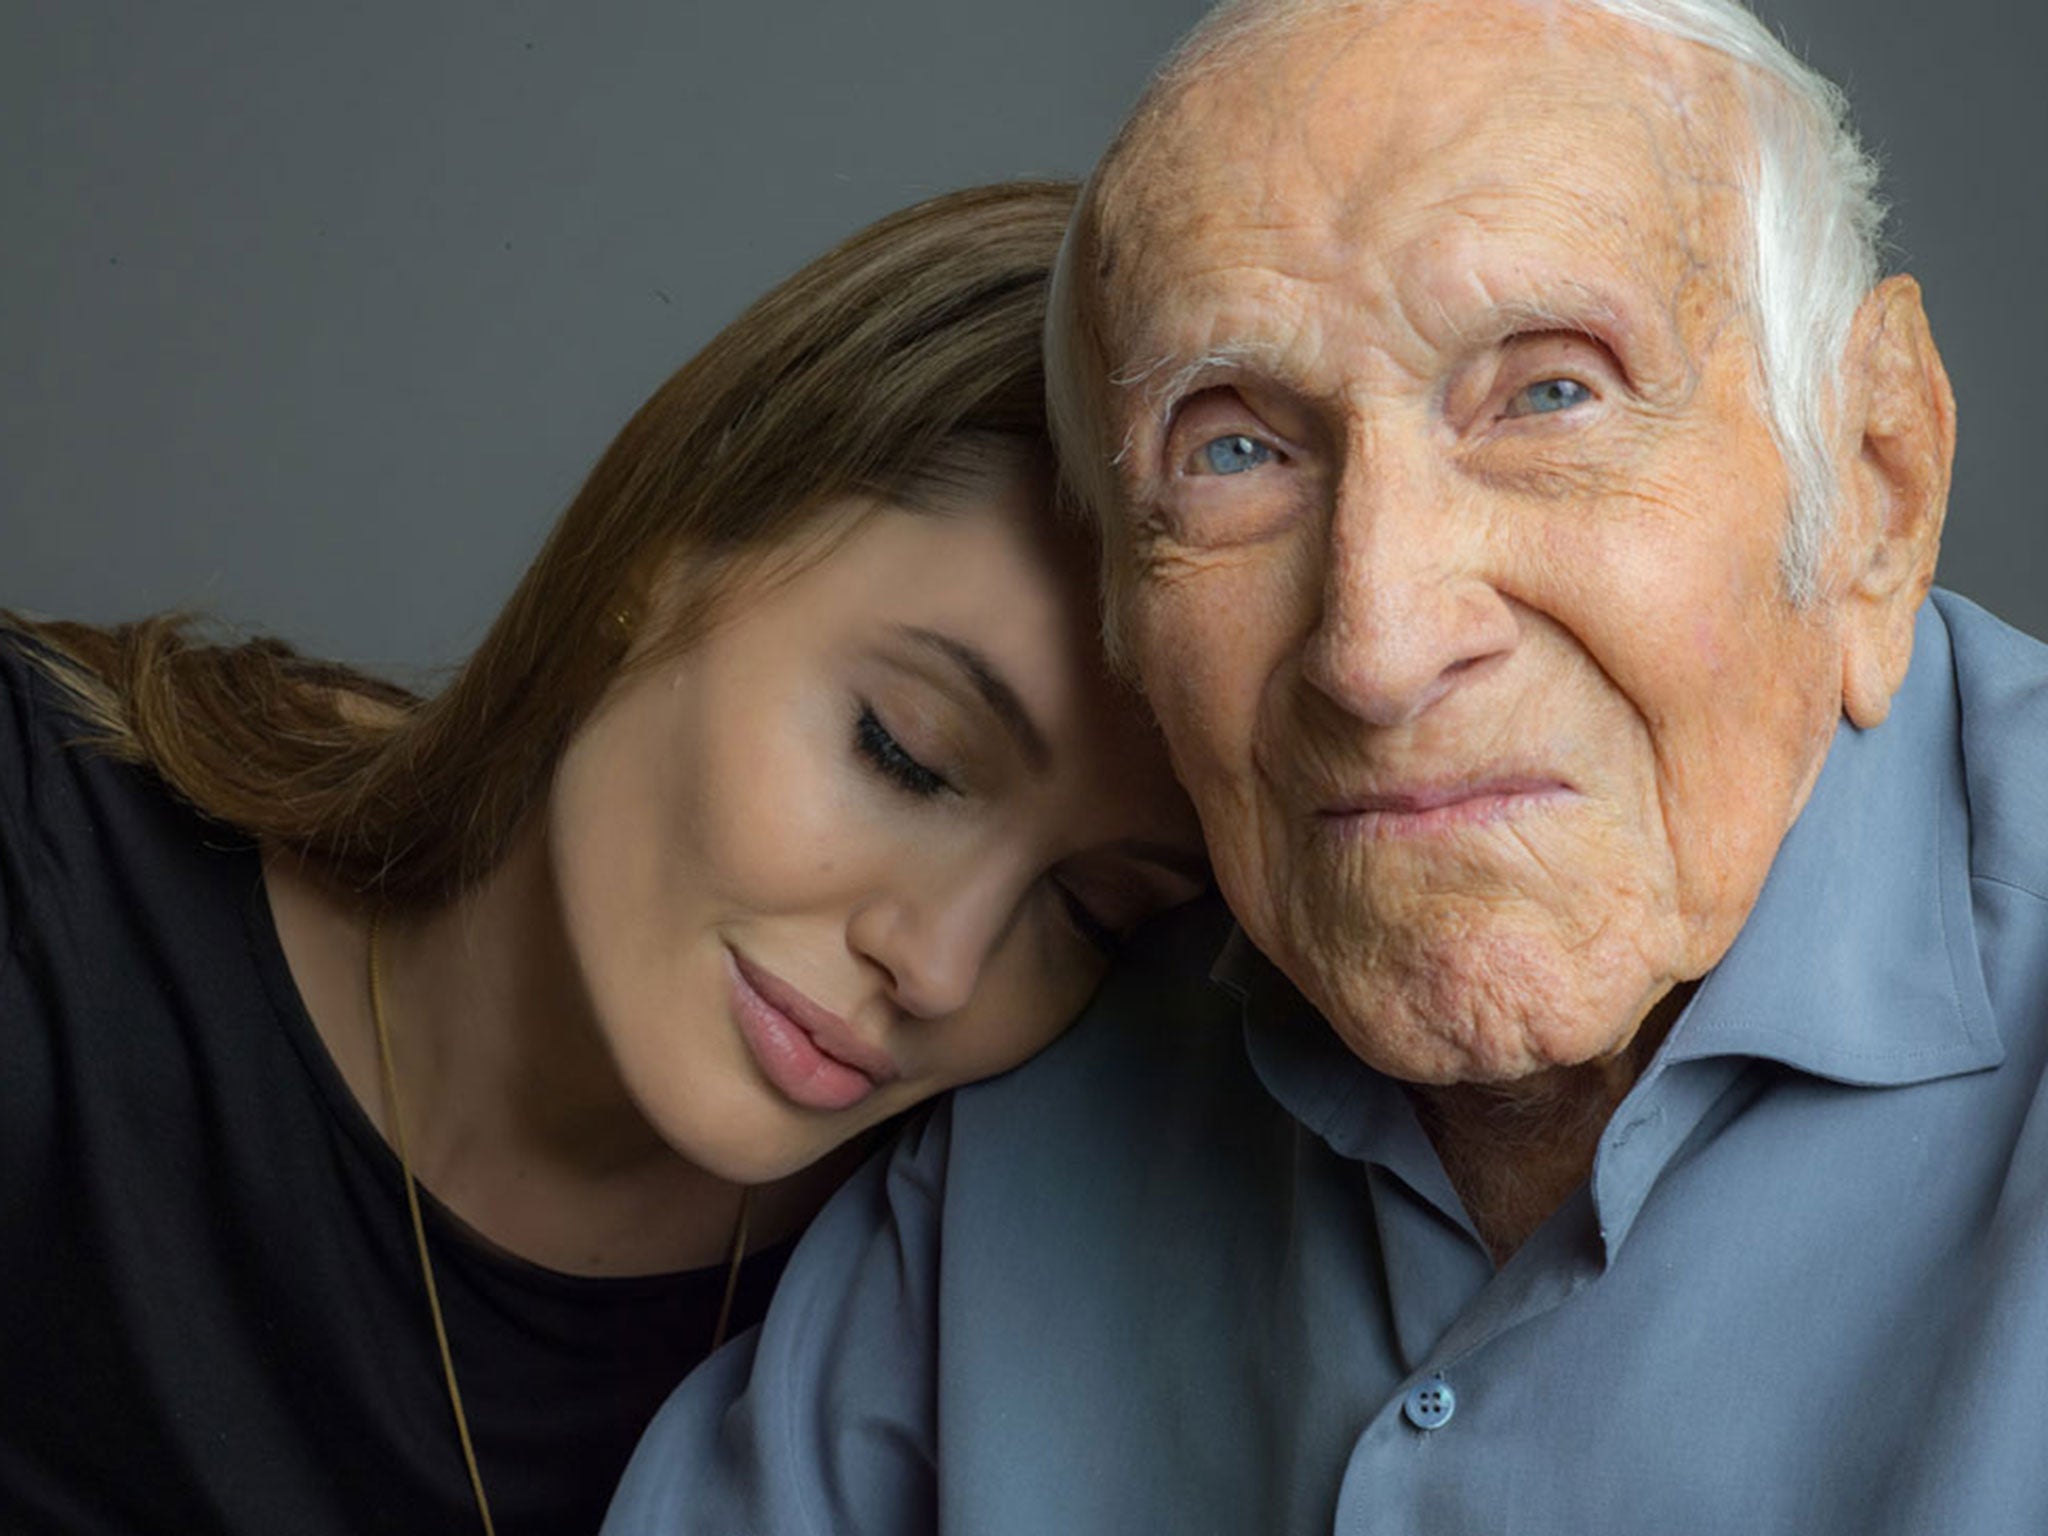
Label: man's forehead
xmin=1093 ymin=0 xmax=1750 ymax=366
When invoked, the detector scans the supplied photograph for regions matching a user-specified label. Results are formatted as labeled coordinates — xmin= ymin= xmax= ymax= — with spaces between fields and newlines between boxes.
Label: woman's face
xmin=548 ymin=472 xmax=1208 ymax=1183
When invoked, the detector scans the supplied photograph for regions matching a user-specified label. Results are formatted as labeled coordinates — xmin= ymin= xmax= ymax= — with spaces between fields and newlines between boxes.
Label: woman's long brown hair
xmin=7 ymin=180 xmax=1079 ymax=910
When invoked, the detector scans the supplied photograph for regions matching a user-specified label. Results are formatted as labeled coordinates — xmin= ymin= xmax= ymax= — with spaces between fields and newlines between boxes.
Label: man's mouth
xmin=1316 ymin=776 xmax=1574 ymax=838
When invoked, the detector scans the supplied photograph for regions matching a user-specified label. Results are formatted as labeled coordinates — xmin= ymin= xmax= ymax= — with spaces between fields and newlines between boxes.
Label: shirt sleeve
xmin=602 ymin=1105 xmax=951 ymax=1536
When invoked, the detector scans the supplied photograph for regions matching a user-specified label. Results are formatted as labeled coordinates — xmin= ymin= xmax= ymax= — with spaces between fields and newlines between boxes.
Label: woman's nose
xmin=845 ymin=868 xmax=1017 ymax=1020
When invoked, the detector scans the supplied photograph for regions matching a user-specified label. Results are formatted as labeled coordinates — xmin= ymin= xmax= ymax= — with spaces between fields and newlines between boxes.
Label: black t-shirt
xmin=0 ymin=638 xmax=788 ymax=1534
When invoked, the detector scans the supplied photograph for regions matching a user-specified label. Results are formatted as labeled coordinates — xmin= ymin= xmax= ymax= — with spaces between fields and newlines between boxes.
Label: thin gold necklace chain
xmin=366 ymin=911 xmax=754 ymax=1535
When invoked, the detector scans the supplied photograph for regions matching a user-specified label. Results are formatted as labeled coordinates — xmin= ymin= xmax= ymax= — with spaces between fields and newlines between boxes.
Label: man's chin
xmin=1299 ymin=953 xmax=1658 ymax=1089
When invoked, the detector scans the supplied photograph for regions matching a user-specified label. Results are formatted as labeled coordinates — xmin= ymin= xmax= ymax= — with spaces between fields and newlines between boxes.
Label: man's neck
xmin=1408 ymin=985 xmax=1691 ymax=1266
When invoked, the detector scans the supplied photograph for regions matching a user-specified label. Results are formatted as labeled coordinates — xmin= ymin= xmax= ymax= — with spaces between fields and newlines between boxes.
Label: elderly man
xmin=607 ymin=0 xmax=2048 ymax=1530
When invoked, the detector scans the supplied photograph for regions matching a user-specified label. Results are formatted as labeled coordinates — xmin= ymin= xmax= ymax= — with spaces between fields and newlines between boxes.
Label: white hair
xmin=1047 ymin=0 xmax=1885 ymax=603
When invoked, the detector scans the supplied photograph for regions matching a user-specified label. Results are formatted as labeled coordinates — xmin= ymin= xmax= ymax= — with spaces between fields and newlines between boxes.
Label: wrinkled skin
xmin=1081 ymin=0 xmax=1951 ymax=1235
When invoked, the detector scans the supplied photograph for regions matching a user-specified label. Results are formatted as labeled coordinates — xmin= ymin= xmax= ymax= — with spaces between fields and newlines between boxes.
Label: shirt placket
xmin=1324 ymin=1054 xmax=1751 ymax=1533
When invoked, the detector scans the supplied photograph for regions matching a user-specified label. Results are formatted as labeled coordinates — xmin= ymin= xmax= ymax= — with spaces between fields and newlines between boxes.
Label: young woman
xmin=0 ymin=181 xmax=1206 ymax=1536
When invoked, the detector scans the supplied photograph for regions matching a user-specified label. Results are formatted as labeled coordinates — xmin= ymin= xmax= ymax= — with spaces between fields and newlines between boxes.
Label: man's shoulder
xmin=955 ymin=893 xmax=1258 ymax=1125
xmin=1937 ymin=587 xmax=2048 ymax=694
xmin=1934 ymin=589 xmax=2048 ymax=900
xmin=927 ymin=898 xmax=1333 ymax=1421
xmin=941 ymin=894 xmax=1297 ymax=1198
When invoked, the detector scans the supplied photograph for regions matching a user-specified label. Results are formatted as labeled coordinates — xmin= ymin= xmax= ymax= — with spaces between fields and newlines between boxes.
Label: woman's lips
xmin=1318 ymin=777 xmax=1573 ymax=838
xmin=726 ymin=950 xmax=895 ymax=1113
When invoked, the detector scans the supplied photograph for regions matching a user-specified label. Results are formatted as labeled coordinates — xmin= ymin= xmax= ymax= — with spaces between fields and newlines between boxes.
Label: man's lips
xmin=1316 ymin=776 xmax=1573 ymax=837
xmin=726 ymin=950 xmax=898 ymax=1113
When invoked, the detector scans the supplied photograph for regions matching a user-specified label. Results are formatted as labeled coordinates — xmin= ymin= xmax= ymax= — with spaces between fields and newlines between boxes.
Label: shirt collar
xmin=1222 ymin=597 xmax=2002 ymax=1173
xmin=1658 ymin=597 xmax=2001 ymax=1084
xmin=1214 ymin=907 xmax=1456 ymax=1198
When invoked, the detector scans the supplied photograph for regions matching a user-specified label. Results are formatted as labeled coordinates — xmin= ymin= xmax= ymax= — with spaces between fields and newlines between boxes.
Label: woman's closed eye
xmin=854 ymin=704 xmax=953 ymax=798
xmin=1052 ymin=880 xmax=1122 ymax=956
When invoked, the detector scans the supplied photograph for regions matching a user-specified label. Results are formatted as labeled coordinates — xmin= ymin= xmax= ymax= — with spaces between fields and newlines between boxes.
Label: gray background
xmin=5 ymin=0 xmax=2043 ymax=677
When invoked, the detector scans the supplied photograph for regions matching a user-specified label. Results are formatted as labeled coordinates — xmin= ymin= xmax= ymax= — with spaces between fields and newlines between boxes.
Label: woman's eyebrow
xmin=898 ymin=626 xmax=1051 ymax=771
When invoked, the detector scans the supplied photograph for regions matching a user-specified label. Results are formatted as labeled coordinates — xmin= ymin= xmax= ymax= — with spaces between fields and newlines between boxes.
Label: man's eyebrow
xmin=1441 ymin=291 xmax=1629 ymax=349
xmin=899 ymin=627 xmax=1051 ymax=771
xmin=1115 ymin=339 xmax=1294 ymax=423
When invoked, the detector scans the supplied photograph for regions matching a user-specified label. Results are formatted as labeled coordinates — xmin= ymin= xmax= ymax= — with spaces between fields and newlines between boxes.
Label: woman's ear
xmin=1833 ymin=274 xmax=1956 ymax=729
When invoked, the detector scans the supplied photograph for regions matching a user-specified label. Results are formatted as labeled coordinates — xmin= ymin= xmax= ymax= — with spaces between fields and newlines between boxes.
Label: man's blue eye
xmin=1201 ymin=434 xmax=1273 ymax=475
xmin=1507 ymin=377 xmax=1592 ymax=417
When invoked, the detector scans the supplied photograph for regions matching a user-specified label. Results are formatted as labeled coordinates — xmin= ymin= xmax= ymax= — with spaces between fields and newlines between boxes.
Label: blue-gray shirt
xmin=606 ymin=591 xmax=2048 ymax=1534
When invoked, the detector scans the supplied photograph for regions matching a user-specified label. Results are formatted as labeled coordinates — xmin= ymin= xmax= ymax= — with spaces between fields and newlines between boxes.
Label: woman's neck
xmin=266 ymin=824 xmax=839 ymax=1277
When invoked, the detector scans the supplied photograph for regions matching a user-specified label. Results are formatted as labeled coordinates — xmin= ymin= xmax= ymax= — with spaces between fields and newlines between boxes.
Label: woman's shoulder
xmin=0 ymin=621 xmax=244 ymax=922
xmin=0 ymin=624 xmax=85 ymax=839
xmin=0 ymin=624 xmax=131 ymax=1018
xmin=0 ymin=618 xmax=134 ymax=762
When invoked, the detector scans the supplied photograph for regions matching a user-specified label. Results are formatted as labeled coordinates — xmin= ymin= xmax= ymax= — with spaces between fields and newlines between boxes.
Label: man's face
xmin=1097 ymin=1 xmax=1874 ymax=1086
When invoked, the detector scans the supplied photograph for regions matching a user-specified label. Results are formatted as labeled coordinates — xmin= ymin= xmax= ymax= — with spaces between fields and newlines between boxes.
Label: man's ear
xmin=1834 ymin=274 xmax=1955 ymax=729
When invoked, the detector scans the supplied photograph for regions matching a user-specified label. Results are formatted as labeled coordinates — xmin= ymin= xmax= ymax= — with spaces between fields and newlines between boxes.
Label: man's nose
xmin=1299 ymin=433 xmax=1518 ymax=727
xmin=845 ymin=863 xmax=1017 ymax=1021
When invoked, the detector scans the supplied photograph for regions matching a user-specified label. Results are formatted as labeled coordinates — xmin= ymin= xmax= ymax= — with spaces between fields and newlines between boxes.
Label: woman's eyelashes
xmin=853 ymin=702 xmax=1125 ymax=955
xmin=1052 ymin=881 xmax=1122 ymax=956
xmin=854 ymin=704 xmax=953 ymax=799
